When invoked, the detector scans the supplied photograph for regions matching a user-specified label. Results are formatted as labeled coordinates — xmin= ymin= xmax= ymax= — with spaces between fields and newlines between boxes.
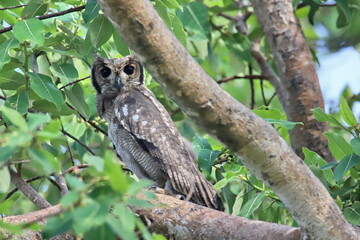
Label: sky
xmin=316 ymin=25 xmax=360 ymax=119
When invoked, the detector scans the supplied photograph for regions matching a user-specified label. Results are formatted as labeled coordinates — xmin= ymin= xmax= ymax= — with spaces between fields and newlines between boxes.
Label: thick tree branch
xmin=4 ymin=194 xmax=301 ymax=240
xmin=97 ymin=0 xmax=358 ymax=238
xmin=8 ymin=168 xmax=52 ymax=209
xmin=250 ymin=0 xmax=334 ymax=163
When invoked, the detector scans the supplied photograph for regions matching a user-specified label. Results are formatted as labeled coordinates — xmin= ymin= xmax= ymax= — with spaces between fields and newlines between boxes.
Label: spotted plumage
xmin=91 ymin=55 xmax=223 ymax=210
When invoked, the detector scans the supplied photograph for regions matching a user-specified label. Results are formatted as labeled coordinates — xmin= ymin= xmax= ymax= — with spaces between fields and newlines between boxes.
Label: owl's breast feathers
xmin=113 ymin=85 xmax=223 ymax=210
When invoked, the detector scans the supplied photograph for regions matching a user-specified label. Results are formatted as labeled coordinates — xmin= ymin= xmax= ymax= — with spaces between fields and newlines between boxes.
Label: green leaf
xmin=60 ymin=191 xmax=80 ymax=207
xmin=324 ymin=132 xmax=354 ymax=160
xmin=192 ymin=134 xmax=212 ymax=154
xmin=0 ymin=70 xmax=26 ymax=90
xmin=335 ymin=0 xmax=350 ymax=28
xmin=29 ymin=72 xmax=64 ymax=110
xmin=22 ymin=0 xmax=48 ymax=19
xmin=177 ymin=2 xmax=210 ymax=37
xmin=350 ymin=138 xmax=360 ymax=156
xmin=83 ymin=0 xmax=100 ymax=23
xmin=32 ymin=100 xmax=73 ymax=117
xmin=264 ymin=118 xmax=303 ymax=130
xmin=50 ymin=63 xmax=79 ymax=86
xmin=334 ymin=154 xmax=360 ymax=182
xmin=0 ymin=106 xmax=28 ymax=131
xmin=0 ymin=146 xmax=18 ymax=164
xmin=344 ymin=202 xmax=360 ymax=225
xmin=84 ymin=154 xmax=104 ymax=172
xmin=27 ymin=113 xmax=51 ymax=131
xmin=303 ymin=147 xmax=335 ymax=185
xmin=0 ymin=38 xmax=20 ymax=71
xmin=89 ymin=14 xmax=114 ymax=48
xmin=13 ymin=18 xmax=45 ymax=46
xmin=168 ymin=11 xmax=186 ymax=46
xmin=64 ymin=83 xmax=90 ymax=120
xmin=113 ymin=32 xmax=130 ymax=56
xmin=73 ymin=202 xmax=108 ymax=234
xmin=339 ymin=96 xmax=357 ymax=127
xmin=43 ymin=213 xmax=73 ymax=239
xmin=5 ymin=91 xmax=29 ymax=114
xmin=198 ymin=149 xmax=221 ymax=173
xmin=28 ymin=147 xmax=59 ymax=174
xmin=311 ymin=107 xmax=343 ymax=126
xmin=160 ymin=0 xmax=180 ymax=9
xmin=239 ymin=192 xmax=265 ymax=218
xmin=253 ymin=108 xmax=283 ymax=120
xmin=213 ymin=177 xmax=229 ymax=190
xmin=105 ymin=152 xmax=128 ymax=194
xmin=0 ymin=167 xmax=11 ymax=193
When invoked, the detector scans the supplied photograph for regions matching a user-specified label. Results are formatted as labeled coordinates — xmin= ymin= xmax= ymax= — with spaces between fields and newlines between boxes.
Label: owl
xmin=91 ymin=55 xmax=223 ymax=211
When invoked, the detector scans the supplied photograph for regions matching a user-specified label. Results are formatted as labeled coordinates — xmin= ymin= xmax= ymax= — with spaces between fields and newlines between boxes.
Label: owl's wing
xmin=115 ymin=86 xmax=222 ymax=210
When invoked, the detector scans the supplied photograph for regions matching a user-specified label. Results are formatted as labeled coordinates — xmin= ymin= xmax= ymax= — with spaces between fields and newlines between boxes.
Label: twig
xmin=8 ymin=168 xmax=52 ymax=209
xmin=61 ymin=121 xmax=75 ymax=166
xmin=61 ymin=129 xmax=96 ymax=156
xmin=66 ymin=102 xmax=108 ymax=136
xmin=0 ymin=5 xmax=86 ymax=34
xmin=260 ymin=79 xmax=267 ymax=106
xmin=59 ymin=76 xmax=90 ymax=90
xmin=0 ymin=4 xmax=27 ymax=11
xmin=46 ymin=177 xmax=61 ymax=192
xmin=217 ymin=74 xmax=266 ymax=84
xmin=0 ymin=95 xmax=6 ymax=101
xmin=266 ymin=92 xmax=277 ymax=106
xmin=249 ymin=64 xmax=255 ymax=109
xmin=64 ymin=164 xmax=89 ymax=174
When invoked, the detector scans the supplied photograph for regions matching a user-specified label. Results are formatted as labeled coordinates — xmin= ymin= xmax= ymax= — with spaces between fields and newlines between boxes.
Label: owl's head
xmin=91 ymin=55 xmax=144 ymax=95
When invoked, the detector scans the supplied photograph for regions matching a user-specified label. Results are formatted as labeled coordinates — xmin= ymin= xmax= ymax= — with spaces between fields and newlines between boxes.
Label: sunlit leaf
xmin=339 ymin=96 xmax=357 ymax=127
xmin=13 ymin=18 xmax=45 ymax=46
xmin=0 ymin=106 xmax=28 ymax=131
xmin=0 ymin=167 xmax=10 ymax=193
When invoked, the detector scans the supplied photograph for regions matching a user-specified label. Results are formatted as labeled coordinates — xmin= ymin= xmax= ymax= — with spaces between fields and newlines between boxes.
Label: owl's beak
xmin=114 ymin=75 xmax=122 ymax=91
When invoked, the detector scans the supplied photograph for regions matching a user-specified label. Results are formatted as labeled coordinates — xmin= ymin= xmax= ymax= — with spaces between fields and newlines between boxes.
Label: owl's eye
xmin=100 ymin=67 xmax=111 ymax=78
xmin=124 ymin=65 xmax=135 ymax=75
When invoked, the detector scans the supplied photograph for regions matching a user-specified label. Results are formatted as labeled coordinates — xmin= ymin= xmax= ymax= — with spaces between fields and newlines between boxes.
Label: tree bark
xmin=97 ymin=0 xmax=358 ymax=239
xmin=3 ymin=194 xmax=300 ymax=240
xmin=250 ymin=0 xmax=334 ymax=163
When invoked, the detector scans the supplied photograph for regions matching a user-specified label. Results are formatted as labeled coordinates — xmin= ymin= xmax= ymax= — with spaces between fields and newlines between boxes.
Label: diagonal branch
xmin=61 ymin=129 xmax=96 ymax=156
xmin=8 ymin=168 xmax=52 ymax=209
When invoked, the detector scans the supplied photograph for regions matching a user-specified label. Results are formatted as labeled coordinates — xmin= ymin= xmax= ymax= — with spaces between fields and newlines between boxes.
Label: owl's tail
xmin=189 ymin=171 xmax=224 ymax=211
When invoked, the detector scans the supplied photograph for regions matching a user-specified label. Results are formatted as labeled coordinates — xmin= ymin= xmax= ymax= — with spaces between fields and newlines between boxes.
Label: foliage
xmin=0 ymin=0 xmax=359 ymax=238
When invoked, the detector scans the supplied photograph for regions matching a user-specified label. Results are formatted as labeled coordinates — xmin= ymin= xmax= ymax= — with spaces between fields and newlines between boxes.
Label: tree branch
xmin=8 ymin=168 xmax=52 ymax=209
xmin=61 ymin=129 xmax=96 ymax=156
xmin=59 ymin=76 xmax=90 ymax=90
xmin=0 ymin=5 xmax=85 ymax=34
xmin=4 ymin=194 xmax=301 ymax=240
xmin=217 ymin=74 xmax=266 ymax=84
xmin=66 ymin=103 xmax=108 ymax=136
xmin=0 ymin=4 xmax=26 ymax=11
xmin=250 ymin=0 xmax=334 ymax=163
xmin=97 ymin=0 xmax=358 ymax=238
